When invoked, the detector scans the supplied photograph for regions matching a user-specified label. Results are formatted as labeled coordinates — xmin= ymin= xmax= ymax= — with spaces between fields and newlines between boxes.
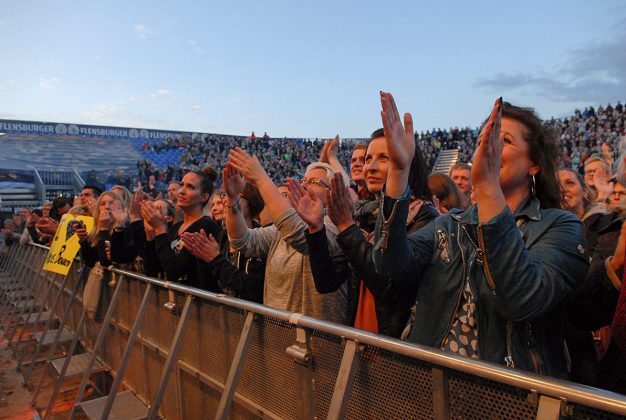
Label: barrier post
xmin=286 ymin=324 xmax=315 ymax=420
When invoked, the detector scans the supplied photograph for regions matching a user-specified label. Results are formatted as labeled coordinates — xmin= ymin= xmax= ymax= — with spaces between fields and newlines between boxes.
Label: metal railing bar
xmin=326 ymin=340 xmax=361 ymax=420
xmin=215 ymin=310 xmax=256 ymax=420
xmin=21 ymin=271 xmax=72 ymax=380
xmin=177 ymin=360 xmax=283 ymax=420
xmin=69 ymin=275 xmax=127 ymax=419
xmin=98 ymin=282 xmax=153 ymax=420
xmin=33 ymin=267 xmax=87 ymax=408
xmin=147 ymin=294 xmax=193 ymax=420
xmin=14 ymin=272 xmax=59 ymax=363
xmin=19 ymin=243 xmax=626 ymax=418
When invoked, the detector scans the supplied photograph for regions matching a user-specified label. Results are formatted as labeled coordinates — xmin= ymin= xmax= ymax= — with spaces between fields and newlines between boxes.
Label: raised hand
xmin=319 ymin=140 xmax=331 ymax=163
xmin=380 ymin=92 xmax=415 ymax=172
xmin=35 ymin=218 xmax=59 ymax=236
xmin=85 ymin=196 xmax=98 ymax=217
xmin=471 ymin=97 xmax=503 ymax=189
xmin=228 ymin=147 xmax=270 ymax=186
xmin=287 ymin=178 xmax=324 ymax=232
xmin=98 ymin=208 xmax=112 ymax=231
xmin=320 ymin=135 xmax=340 ymax=164
xmin=222 ymin=164 xmax=246 ymax=199
xmin=111 ymin=200 xmax=128 ymax=228
xmin=130 ymin=188 xmax=144 ymax=222
xmin=181 ymin=229 xmax=220 ymax=262
xmin=472 ymin=97 xmax=505 ymax=222
xmin=594 ymin=170 xmax=614 ymax=202
xmin=141 ymin=201 xmax=166 ymax=233
xmin=327 ymin=172 xmax=356 ymax=232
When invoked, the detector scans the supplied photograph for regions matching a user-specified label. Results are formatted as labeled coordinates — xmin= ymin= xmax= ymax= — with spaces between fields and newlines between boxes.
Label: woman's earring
xmin=530 ymin=174 xmax=536 ymax=197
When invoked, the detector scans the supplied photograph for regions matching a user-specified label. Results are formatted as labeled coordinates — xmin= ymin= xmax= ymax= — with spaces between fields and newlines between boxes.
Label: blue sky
xmin=0 ymin=1 xmax=624 ymax=138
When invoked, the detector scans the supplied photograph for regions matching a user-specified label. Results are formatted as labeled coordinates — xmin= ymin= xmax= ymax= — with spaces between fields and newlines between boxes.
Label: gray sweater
xmin=230 ymin=208 xmax=346 ymax=324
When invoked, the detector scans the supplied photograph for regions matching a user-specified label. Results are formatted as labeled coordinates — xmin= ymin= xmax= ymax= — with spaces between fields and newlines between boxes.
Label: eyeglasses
xmin=300 ymin=177 xmax=330 ymax=189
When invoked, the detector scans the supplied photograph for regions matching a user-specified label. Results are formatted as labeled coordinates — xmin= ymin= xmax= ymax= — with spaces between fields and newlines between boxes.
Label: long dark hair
xmin=485 ymin=103 xmax=561 ymax=209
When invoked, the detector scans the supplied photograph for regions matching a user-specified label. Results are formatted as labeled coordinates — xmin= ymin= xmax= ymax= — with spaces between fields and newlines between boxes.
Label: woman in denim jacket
xmin=373 ymin=93 xmax=589 ymax=378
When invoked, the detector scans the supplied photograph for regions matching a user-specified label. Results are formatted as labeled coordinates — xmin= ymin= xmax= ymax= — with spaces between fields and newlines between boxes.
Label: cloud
xmin=83 ymin=104 xmax=148 ymax=127
xmin=149 ymin=89 xmax=171 ymax=98
xmin=190 ymin=104 xmax=203 ymax=111
xmin=187 ymin=40 xmax=205 ymax=55
xmin=474 ymin=27 xmax=626 ymax=104
xmin=0 ymin=80 xmax=15 ymax=89
xmin=38 ymin=77 xmax=61 ymax=89
xmin=134 ymin=24 xmax=152 ymax=39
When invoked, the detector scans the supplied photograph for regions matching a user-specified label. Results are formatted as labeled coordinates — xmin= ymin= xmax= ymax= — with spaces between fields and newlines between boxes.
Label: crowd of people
xmin=131 ymin=101 xmax=624 ymax=198
xmin=2 ymin=96 xmax=626 ymax=395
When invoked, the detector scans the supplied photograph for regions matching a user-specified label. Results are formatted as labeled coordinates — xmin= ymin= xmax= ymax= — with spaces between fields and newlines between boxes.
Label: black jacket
xmin=305 ymin=202 xmax=438 ymax=337
xmin=153 ymin=217 xmax=220 ymax=291
xmin=206 ymin=222 xmax=265 ymax=303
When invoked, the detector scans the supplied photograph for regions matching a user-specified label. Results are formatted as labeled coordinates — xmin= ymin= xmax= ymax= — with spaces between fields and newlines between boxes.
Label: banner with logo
xmin=43 ymin=214 xmax=94 ymax=275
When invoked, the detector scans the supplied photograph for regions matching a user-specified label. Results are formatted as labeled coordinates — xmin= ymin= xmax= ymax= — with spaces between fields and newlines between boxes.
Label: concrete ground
xmin=0 ymin=314 xmax=88 ymax=419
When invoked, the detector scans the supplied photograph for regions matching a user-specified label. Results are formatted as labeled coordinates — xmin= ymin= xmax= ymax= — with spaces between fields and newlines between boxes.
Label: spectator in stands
xmin=141 ymin=171 xmax=220 ymax=291
xmin=373 ymin=93 xmax=588 ymax=378
xmin=449 ymin=163 xmax=472 ymax=209
xmin=225 ymin=148 xmax=345 ymax=322
xmin=428 ymin=173 xmax=465 ymax=214
xmin=292 ymin=128 xmax=437 ymax=337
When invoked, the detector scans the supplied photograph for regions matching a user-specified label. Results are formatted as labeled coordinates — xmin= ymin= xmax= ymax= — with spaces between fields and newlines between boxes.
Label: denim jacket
xmin=373 ymin=188 xmax=589 ymax=378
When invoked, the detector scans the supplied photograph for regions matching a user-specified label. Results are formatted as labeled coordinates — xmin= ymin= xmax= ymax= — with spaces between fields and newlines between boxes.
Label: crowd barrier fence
xmin=2 ymin=242 xmax=626 ymax=419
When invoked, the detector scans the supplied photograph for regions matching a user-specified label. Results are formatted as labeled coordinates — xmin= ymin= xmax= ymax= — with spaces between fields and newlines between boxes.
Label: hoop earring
xmin=530 ymin=174 xmax=536 ymax=197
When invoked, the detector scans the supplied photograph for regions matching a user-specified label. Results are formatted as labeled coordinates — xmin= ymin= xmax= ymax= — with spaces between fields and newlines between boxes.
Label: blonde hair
xmin=88 ymin=191 xmax=127 ymax=245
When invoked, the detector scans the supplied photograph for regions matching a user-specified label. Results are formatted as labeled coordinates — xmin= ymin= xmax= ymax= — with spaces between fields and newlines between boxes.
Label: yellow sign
xmin=43 ymin=214 xmax=95 ymax=275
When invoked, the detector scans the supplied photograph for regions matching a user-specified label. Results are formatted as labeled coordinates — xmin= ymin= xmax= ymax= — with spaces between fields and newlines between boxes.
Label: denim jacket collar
xmin=453 ymin=195 xmax=542 ymax=226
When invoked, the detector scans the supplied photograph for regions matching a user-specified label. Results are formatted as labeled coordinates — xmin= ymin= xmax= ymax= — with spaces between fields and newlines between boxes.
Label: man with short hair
xmin=449 ymin=163 xmax=472 ymax=209
xmin=167 ymin=181 xmax=180 ymax=204
xmin=350 ymin=144 xmax=367 ymax=198
xmin=584 ymin=155 xmax=611 ymax=197
xmin=78 ymin=184 xmax=103 ymax=216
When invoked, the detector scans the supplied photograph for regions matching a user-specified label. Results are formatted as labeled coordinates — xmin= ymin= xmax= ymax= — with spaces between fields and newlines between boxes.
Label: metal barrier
xmin=2 ymin=242 xmax=626 ymax=419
